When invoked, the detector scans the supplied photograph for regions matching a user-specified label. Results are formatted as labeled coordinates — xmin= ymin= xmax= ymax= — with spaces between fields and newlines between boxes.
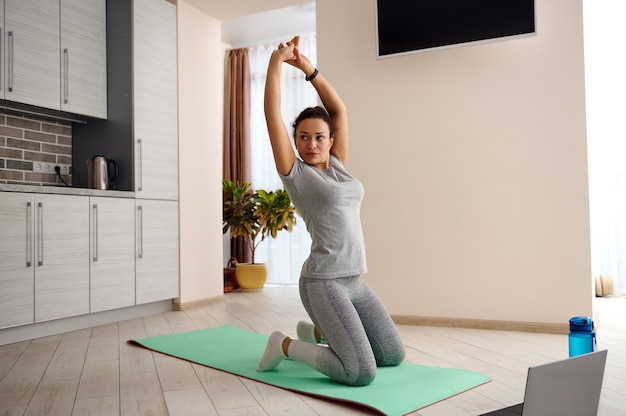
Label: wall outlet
xmin=33 ymin=162 xmax=71 ymax=175
xmin=58 ymin=164 xmax=71 ymax=175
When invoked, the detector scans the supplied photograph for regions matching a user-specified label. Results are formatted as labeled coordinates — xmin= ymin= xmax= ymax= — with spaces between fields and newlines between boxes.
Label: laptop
xmin=481 ymin=349 xmax=607 ymax=416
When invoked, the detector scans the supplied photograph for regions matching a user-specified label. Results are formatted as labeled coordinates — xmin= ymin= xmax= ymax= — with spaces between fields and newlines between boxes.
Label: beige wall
xmin=177 ymin=1 xmax=225 ymax=305
xmin=181 ymin=0 xmax=593 ymax=326
xmin=315 ymin=0 xmax=592 ymax=325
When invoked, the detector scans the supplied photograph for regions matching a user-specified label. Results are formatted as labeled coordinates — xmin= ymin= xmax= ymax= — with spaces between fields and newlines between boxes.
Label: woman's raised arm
xmin=289 ymin=37 xmax=349 ymax=164
xmin=264 ymin=42 xmax=297 ymax=176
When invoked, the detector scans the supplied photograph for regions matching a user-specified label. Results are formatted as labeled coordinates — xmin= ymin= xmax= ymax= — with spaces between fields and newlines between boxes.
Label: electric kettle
xmin=87 ymin=155 xmax=119 ymax=190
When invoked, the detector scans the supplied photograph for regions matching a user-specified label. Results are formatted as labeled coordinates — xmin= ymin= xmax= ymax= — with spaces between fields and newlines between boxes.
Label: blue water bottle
xmin=568 ymin=316 xmax=596 ymax=357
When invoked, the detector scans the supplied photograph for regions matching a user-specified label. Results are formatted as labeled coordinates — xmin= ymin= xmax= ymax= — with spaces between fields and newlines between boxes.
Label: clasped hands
xmin=274 ymin=35 xmax=315 ymax=78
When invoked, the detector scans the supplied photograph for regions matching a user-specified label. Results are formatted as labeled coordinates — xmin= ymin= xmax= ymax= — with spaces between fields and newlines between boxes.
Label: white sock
xmin=257 ymin=331 xmax=288 ymax=372
xmin=296 ymin=321 xmax=318 ymax=344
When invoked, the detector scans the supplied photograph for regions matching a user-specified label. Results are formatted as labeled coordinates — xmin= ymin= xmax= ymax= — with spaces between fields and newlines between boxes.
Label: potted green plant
xmin=222 ymin=179 xmax=297 ymax=290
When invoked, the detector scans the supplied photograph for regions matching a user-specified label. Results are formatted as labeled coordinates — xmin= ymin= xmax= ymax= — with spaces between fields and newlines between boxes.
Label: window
xmin=248 ymin=36 xmax=317 ymax=284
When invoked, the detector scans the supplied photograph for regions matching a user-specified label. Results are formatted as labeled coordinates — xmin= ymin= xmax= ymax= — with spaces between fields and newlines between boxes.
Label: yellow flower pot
xmin=235 ymin=263 xmax=268 ymax=291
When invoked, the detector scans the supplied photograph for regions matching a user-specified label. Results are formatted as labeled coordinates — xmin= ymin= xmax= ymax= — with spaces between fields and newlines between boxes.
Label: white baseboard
xmin=0 ymin=301 xmax=173 ymax=346
xmin=172 ymin=295 xmax=226 ymax=311
xmin=392 ymin=315 xmax=569 ymax=334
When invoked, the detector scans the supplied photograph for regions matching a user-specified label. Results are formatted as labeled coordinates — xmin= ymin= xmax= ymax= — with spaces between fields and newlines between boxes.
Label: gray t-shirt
xmin=279 ymin=154 xmax=367 ymax=279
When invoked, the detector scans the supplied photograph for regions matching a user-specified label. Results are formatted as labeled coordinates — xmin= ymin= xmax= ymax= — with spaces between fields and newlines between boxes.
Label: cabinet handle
xmin=137 ymin=139 xmax=143 ymax=192
xmin=0 ymin=28 xmax=3 ymax=94
xmin=26 ymin=202 xmax=32 ymax=267
xmin=37 ymin=202 xmax=44 ymax=266
xmin=137 ymin=205 xmax=143 ymax=259
xmin=63 ymin=48 xmax=69 ymax=104
xmin=8 ymin=31 xmax=13 ymax=92
xmin=92 ymin=204 xmax=98 ymax=262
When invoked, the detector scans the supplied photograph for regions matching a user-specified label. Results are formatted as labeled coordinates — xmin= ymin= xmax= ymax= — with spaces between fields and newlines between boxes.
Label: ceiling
xmin=184 ymin=0 xmax=312 ymax=20
xmin=222 ymin=4 xmax=315 ymax=47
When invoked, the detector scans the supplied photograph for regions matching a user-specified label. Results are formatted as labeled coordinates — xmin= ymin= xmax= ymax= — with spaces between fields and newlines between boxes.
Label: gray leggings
xmin=288 ymin=275 xmax=405 ymax=386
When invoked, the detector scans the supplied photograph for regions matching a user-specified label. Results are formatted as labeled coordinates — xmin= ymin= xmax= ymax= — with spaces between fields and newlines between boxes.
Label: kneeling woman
xmin=257 ymin=36 xmax=405 ymax=386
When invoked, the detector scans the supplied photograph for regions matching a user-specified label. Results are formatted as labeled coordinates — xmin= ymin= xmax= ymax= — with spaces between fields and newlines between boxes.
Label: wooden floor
xmin=0 ymin=286 xmax=624 ymax=416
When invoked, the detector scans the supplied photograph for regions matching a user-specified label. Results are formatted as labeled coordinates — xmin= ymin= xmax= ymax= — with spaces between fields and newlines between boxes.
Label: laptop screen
xmin=522 ymin=350 xmax=607 ymax=416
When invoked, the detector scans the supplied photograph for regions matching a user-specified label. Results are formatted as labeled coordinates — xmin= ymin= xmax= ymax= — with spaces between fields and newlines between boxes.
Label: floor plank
xmin=119 ymin=372 xmax=168 ymax=416
xmin=0 ymin=335 xmax=62 ymax=407
xmin=76 ymin=360 xmax=119 ymax=400
xmin=23 ymin=379 xmax=79 ymax=416
xmin=154 ymin=354 xmax=203 ymax=392
xmin=72 ymin=396 xmax=120 ymax=416
xmin=193 ymin=365 xmax=259 ymax=411
xmin=163 ymin=388 xmax=218 ymax=416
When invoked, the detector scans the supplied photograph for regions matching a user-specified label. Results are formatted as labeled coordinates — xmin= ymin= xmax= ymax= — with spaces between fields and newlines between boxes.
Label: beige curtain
xmin=223 ymin=48 xmax=252 ymax=263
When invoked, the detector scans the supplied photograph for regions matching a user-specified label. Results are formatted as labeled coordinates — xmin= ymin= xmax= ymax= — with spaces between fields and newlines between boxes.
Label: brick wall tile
xmin=7 ymin=116 xmax=41 ymax=131
xmin=0 ymin=169 xmax=25 ymax=182
xmin=7 ymin=138 xmax=41 ymax=151
xmin=58 ymin=135 xmax=72 ymax=146
xmin=25 ymin=130 xmax=57 ymax=143
xmin=23 ymin=151 xmax=56 ymax=163
xmin=42 ymin=123 xmax=72 ymax=136
xmin=25 ymin=172 xmax=58 ymax=183
xmin=0 ymin=148 xmax=23 ymax=158
xmin=58 ymin=155 xmax=72 ymax=165
xmin=42 ymin=143 xmax=71 ymax=155
xmin=0 ymin=125 xmax=25 ymax=139
xmin=6 ymin=160 xmax=32 ymax=171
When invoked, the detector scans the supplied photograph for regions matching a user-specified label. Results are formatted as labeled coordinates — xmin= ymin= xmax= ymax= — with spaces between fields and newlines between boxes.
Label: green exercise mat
xmin=130 ymin=325 xmax=490 ymax=415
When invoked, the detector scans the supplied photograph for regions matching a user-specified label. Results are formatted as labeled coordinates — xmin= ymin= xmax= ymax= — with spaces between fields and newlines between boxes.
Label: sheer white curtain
xmin=584 ymin=0 xmax=626 ymax=296
xmin=248 ymin=36 xmax=317 ymax=285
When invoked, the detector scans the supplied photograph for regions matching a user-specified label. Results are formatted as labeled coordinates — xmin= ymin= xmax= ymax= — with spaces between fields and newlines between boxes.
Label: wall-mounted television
xmin=376 ymin=0 xmax=536 ymax=58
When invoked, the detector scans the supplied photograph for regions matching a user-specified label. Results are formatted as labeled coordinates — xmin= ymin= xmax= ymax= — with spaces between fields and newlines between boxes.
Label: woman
xmin=257 ymin=36 xmax=405 ymax=386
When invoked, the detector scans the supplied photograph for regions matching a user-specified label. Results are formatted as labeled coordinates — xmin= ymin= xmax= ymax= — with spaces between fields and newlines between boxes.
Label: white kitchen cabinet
xmin=0 ymin=192 xmax=90 ymax=328
xmin=134 ymin=0 xmax=179 ymax=200
xmin=34 ymin=194 xmax=90 ymax=322
xmin=1 ymin=192 xmax=140 ymax=329
xmin=90 ymin=197 xmax=135 ymax=313
xmin=0 ymin=193 xmax=35 ymax=329
xmin=0 ymin=3 xmax=3 ymax=99
xmin=135 ymin=199 xmax=179 ymax=304
xmin=132 ymin=0 xmax=179 ymax=304
xmin=4 ymin=0 xmax=60 ymax=109
xmin=60 ymin=0 xmax=107 ymax=118
xmin=1 ymin=0 xmax=106 ymax=118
